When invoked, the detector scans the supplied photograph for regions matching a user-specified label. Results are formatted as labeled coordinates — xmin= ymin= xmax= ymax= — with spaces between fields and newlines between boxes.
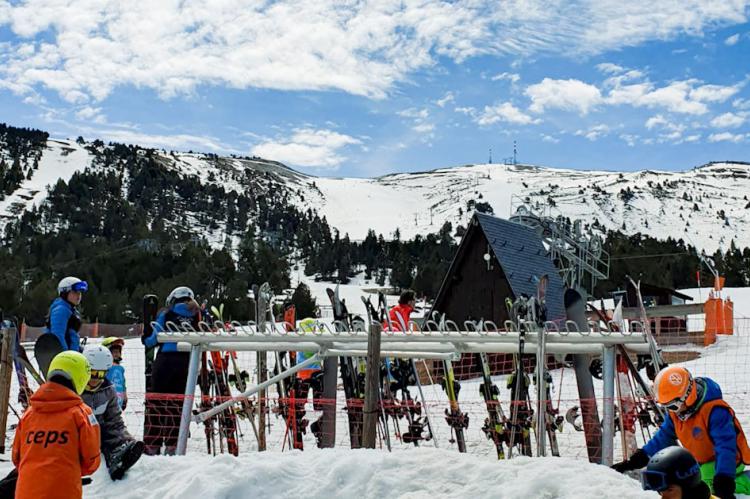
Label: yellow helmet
xmin=48 ymin=351 xmax=91 ymax=395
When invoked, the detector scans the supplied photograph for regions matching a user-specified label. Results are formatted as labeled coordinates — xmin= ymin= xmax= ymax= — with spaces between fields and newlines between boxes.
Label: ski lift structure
xmin=509 ymin=195 xmax=610 ymax=296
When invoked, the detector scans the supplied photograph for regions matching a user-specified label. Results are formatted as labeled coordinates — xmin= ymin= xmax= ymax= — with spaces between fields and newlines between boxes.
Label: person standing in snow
xmin=293 ymin=318 xmax=324 ymax=447
xmin=613 ymin=366 xmax=750 ymax=499
xmin=11 ymin=351 xmax=100 ymax=499
xmin=45 ymin=276 xmax=88 ymax=351
xmin=142 ymin=286 xmax=201 ymax=455
xmin=640 ymin=446 xmax=718 ymax=498
xmin=102 ymin=337 xmax=128 ymax=410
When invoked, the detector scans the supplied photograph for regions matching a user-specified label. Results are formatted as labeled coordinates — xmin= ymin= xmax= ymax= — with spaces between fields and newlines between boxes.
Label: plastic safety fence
xmin=4 ymin=318 xmax=750 ymax=461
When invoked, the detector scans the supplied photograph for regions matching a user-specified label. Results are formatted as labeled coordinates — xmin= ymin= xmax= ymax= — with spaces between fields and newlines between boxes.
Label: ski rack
xmin=161 ymin=318 xmax=651 ymax=461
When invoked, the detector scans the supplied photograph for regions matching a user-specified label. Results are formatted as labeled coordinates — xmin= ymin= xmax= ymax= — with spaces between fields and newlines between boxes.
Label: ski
xmin=33 ymin=333 xmax=63 ymax=380
xmin=434 ymin=312 xmax=468 ymax=452
xmin=507 ymin=296 xmax=534 ymax=458
xmin=327 ymin=286 xmax=364 ymax=449
xmin=254 ymin=283 xmax=268 ymax=451
xmin=626 ymin=276 xmax=667 ymax=378
xmin=478 ymin=350 xmax=508 ymax=459
xmin=141 ymin=294 xmax=159 ymax=392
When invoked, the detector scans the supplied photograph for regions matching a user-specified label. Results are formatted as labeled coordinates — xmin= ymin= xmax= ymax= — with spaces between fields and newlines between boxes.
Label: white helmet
xmin=58 ymin=276 xmax=88 ymax=294
xmin=166 ymin=286 xmax=195 ymax=306
xmin=83 ymin=345 xmax=113 ymax=371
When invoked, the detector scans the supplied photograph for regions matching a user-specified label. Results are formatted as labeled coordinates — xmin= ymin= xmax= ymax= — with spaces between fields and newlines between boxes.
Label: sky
xmin=1 ymin=1 xmax=749 ymax=177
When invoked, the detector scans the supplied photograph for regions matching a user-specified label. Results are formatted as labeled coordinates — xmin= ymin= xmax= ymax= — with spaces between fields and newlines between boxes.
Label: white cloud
xmin=1 ymin=1 xmax=749 ymax=102
xmin=435 ymin=92 xmax=455 ymax=108
xmin=725 ymin=33 xmax=741 ymax=45
xmin=575 ymin=124 xmax=610 ymax=141
xmin=398 ymin=108 xmax=429 ymax=119
xmin=645 ymin=115 xmax=668 ymax=130
xmin=541 ymin=134 xmax=559 ymax=143
xmin=475 ymin=102 xmax=538 ymax=125
xmin=412 ymin=123 xmax=435 ymax=134
xmin=251 ymin=128 xmax=362 ymax=169
xmin=708 ymin=132 xmax=747 ymax=143
xmin=684 ymin=134 xmax=701 ymax=142
xmin=491 ymin=72 xmax=520 ymax=83
xmin=734 ymin=98 xmax=750 ymax=110
xmin=526 ymin=78 xmax=602 ymax=115
xmin=455 ymin=106 xmax=476 ymax=115
xmin=596 ymin=63 xmax=625 ymax=74
xmin=74 ymin=106 xmax=106 ymax=124
xmin=710 ymin=112 xmax=746 ymax=128
xmin=619 ymin=134 xmax=639 ymax=147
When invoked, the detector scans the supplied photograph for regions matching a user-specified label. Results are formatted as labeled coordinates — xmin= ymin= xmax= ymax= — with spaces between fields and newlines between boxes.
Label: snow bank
xmin=0 ymin=448 xmax=655 ymax=499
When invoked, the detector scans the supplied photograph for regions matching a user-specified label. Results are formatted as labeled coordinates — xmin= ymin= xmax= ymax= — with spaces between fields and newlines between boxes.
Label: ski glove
xmin=713 ymin=474 xmax=736 ymax=499
xmin=611 ymin=449 xmax=649 ymax=473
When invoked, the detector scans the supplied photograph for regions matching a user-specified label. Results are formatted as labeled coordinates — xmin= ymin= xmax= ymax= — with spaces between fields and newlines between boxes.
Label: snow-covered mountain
xmin=2 ymin=131 xmax=749 ymax=253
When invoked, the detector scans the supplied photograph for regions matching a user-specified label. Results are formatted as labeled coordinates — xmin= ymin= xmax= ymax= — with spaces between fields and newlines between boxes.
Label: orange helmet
xmin=653 ymin=366 xmax=697 ymax=410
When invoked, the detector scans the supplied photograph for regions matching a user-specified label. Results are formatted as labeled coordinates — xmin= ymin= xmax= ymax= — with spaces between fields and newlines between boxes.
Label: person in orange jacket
xmin=12 ymin=351 xmax=101 ymax=499
xmin=387 ymin=290 xmax=416 ymax=331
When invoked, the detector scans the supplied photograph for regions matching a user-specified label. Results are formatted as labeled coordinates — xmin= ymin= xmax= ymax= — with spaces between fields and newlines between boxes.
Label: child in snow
xmin=102 ymin=337 xmax=128 ymax=410
xmin=11 ymin=351 xmax=101 ymax=499
xmin=82 ymin=345 xmax=144 ymax=479
xmin=45 ymin=276 xmax=88 ymax=351
xmin=640 ymin=446 xmax=716 ymax=498
xmin=613 ymin=366 xmax=750 ymax=499
xmin=0 ymin=346 xmax=143 ymax=497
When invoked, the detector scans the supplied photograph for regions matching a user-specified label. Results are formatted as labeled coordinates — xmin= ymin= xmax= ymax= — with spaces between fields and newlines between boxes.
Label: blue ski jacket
xmin=644 ymin=377 xmax=740 ymax=478
xmin=44 ymin=297 xmax=82 ymax=351
xmin=144 ymin=302 xmax=199 ymax=353
xmin=105 ymin=364 xmax=127 ymax=409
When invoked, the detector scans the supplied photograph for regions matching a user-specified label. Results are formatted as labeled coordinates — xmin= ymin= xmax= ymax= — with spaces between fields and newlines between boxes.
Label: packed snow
xmin=0 ymin=448 xmax=656 ymax=499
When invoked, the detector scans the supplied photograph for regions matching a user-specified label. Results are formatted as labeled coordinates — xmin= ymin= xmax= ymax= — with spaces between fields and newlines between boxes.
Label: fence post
xmin=0 ymin=319 xmax=13 ymax=454
xmin=362 ymin=322 xmax=382 ymax=448
xmin=601 ymin=345 xmax=616 ymax=466
xmin=176 ymin=343 xmax=202 ymax=456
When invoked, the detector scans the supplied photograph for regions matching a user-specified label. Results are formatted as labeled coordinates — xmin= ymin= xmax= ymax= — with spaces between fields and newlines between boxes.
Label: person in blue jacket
xmin=142 ymin=286 xmax=201 ymax=455
xmin=613 ymin=366 xmax=750 ymax=499
xmin=45 ymin=276 xmax=88 ymax=351
xmin=102 ymin=337 xmax=127 ymax=410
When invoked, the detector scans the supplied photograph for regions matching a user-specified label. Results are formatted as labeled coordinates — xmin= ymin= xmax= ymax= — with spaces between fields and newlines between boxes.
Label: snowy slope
xmin=0 ymin=139 xmax=93 ymax=223
xmin=2 ymin=127 xmax=749 ymax=254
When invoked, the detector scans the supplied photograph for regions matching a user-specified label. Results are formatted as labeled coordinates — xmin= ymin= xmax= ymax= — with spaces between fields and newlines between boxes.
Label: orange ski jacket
xmin=12 ymin=382 xmax=101 ymax=499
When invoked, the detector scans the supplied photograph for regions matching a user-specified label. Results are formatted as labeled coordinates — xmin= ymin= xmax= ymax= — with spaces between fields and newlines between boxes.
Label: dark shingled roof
xmin=475 ymin=212 xmax=566 ymax=321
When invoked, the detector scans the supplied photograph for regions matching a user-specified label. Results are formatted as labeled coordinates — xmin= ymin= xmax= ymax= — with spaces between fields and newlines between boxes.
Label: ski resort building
xmin=428 ymin=212 xmax=567 ymax=379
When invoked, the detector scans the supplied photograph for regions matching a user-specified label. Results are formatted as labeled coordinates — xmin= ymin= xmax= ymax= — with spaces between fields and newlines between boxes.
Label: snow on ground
xmin=0 ymin=448 xmax=656 ymax=499
xmin=0 ymin=139 xmax=92 ymax=222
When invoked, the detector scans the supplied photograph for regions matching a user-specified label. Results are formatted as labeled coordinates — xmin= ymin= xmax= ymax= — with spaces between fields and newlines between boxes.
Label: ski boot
xmin=107 ymin=440 xmax=145 ymax=480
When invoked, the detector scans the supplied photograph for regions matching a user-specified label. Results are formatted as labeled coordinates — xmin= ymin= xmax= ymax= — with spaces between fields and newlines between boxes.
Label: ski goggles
xmin=90 ymin=370 xmax=108 ymax=380
xmin=72 ymin=281 xmax=89 ymax=293
xmin=640 ymin=470 xmax=669 ymax=492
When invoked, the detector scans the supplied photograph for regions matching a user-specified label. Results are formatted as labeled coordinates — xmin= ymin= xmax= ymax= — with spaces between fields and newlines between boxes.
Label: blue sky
xmin=1 ymin=1 xmax=749 ymax=177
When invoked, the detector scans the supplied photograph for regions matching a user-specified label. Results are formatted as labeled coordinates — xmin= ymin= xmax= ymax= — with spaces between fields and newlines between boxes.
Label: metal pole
xmin=0 ymin=320 xmax=13 ymax=454
xmin=535 ymin=325 xmax=547 ymax=457
xmin=362 ymin=322 xmax=382 ymax=448
xmin=195 ymin=353 xmax=322 ymax=423
xmin=601 ymin=345 xmax=616 ymax=466
xmin=176 ymin=344 xmax=202 ymax=456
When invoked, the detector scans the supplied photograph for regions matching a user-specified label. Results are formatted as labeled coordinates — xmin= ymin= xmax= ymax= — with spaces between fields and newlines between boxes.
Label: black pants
xmin=0 ymin=468 xmax=16 ymax=499
xmin=143 ymin=351 xmax=190 ymax=454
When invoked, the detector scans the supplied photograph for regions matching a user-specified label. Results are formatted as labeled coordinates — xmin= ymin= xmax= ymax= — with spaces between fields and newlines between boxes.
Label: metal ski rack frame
xmin=161 ymin=317 xmax=652 ymax=462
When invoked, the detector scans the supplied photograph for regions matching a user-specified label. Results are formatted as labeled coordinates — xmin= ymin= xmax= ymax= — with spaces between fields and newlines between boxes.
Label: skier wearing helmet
xmin=0 ymin=346 xmax=143 ymax=496
xmin=45 ymin=276 xmax=89 ymax=351
xmin=81 ymin=345 xmax=143 ymax=480
xmin=102 ymin=337 xmax=128 ymax=410
xmin=641 ymin=446 xmax=717 ymax=498
xmin=142 ymin=286 xmax=201 ymax=455
xmin=11 ymin=351 xmax=100 ymax=499
xmin=613 ymin=366 xmax=750 ymax=498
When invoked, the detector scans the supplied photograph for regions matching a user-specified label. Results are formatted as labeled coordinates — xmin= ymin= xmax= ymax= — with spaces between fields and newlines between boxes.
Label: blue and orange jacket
xmin=144 ymin=302 xmax=200 ymax=353
xmin=45 ymin=297 xmax=82 ymax=351
xmin=644 ymin=377 xmax=750 ymax=478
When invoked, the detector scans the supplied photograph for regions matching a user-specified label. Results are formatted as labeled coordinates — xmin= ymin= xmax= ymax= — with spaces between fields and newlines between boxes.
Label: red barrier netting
xmin=6 ymin=318 xmax=750 ymax=461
